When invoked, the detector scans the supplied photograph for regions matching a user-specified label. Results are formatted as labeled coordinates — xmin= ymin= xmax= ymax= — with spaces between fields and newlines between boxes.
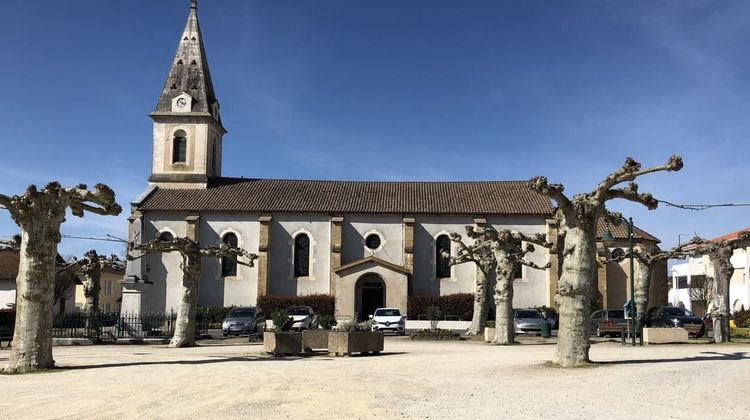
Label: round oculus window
xmin=365 ymin=234 xmax=381 ymax=250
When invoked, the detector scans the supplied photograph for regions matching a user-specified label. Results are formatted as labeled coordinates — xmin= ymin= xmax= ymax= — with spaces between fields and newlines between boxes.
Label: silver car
xmin=514 ymin=309 xmax=548 ymax=335
xmin=222 ymin=306 xmax=266 ymax=336
xmin=589 ymin=309 xmax=625 ymax=337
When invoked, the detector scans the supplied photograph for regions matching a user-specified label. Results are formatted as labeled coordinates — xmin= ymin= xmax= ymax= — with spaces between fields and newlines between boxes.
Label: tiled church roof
xmin=140 ymin=177 xmax=555 ymax=215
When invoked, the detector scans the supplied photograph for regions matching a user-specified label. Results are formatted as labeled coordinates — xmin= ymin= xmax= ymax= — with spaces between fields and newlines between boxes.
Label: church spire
xmin=153 ymin=0 xmax=221 ymax=125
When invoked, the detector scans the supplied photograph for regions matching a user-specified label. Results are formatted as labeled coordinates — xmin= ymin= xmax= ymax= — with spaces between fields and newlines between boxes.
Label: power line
xmin=658 ymin=200 xmax=750 ymax=211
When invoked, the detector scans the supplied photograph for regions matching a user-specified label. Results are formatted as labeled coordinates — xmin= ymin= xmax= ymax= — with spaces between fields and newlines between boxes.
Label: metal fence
xmin=52 ymin=310 xmax=209 ymax=343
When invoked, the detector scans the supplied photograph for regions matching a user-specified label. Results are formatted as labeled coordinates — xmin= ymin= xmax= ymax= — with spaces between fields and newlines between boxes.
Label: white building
xmin=121 ymin=2 xmax=665 ymax=320
xmin=669 ymin=228 xmax=750 ymax=315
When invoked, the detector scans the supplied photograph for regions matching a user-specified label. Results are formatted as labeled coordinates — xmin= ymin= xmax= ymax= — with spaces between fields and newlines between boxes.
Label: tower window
xmin=221 ymin=233 xmax=238 ymax=277
xmin=172 ymin=130 xmax=187 ymax=164
xmin=436 ymin=234 xmax=451 ymax=278
xmin=294 ymin=233 xmax=310 ymax=277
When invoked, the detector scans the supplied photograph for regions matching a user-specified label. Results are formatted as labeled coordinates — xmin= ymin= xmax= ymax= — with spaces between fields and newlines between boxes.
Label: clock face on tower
xmin=176 ymin=98 xmax=188 ymax=108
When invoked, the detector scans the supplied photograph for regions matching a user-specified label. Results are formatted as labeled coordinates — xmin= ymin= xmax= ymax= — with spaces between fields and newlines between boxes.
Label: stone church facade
xmin=121 ymin=2 xmax=667 ymax=320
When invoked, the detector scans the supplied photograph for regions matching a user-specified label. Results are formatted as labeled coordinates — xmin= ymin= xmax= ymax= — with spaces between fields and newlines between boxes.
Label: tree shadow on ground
xmin=596 ymin=351 xmax=748 ymax=366
xmin=55 ymin=355 xmax=294 ymax=371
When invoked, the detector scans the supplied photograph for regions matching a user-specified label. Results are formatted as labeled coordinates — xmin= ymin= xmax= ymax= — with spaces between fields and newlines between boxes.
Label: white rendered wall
xmin=268 ymin=214 xmax=331 ymax=296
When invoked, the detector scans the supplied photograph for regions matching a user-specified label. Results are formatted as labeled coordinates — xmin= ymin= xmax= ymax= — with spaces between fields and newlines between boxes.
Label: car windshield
xmin=608 ymin=310 xmax=624 ymax=319
xmin=516 ymin=310 xmax=541 ymax=319
xmin=229 ymin=308 xmax=255 ymax=317
xmin=285 ymin=307 xmax=310 ymax=316
xmin=375 ymin=309 xmax=401 ymax=317
xmin=663 ymin=307 xmax=693 ymax=316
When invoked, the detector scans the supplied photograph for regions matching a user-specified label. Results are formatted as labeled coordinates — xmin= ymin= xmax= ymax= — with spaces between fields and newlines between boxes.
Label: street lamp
xmin=602 ymin=216 xmax=636 ymax=347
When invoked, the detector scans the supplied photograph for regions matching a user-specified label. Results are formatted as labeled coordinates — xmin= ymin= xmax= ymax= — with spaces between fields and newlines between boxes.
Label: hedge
xmin=197 ymin=306 xmax=236 ymax=326
xmin=407 ymin=293 xmax=474 ymax=321
xmin=734 ymin=309 xmax=750 ymax=328
xmin=257 ymin=294 xmax=335 ymax=317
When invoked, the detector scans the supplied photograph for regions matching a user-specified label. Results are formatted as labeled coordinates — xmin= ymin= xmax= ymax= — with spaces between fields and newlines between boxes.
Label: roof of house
xmin=595 ymin=219 xmax=661 ymax=244
xmin=710 ymin=227 xmax=750 ymax=243
xmin=139 ymin=177 xmax=555 ymax=215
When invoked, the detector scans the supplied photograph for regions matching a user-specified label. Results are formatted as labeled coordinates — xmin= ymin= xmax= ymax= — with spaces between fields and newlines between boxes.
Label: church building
xmin=121 ymin=1 xmax=667 ymax=320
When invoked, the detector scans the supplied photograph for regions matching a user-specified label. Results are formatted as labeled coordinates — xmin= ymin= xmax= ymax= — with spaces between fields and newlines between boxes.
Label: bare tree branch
xmin=604 ymin=183 xmax=659 ymax=210
xmin=527 ymin=176 xmax=572 ymax=209
xmin=594 ymin=155 xmax=683 ymax=201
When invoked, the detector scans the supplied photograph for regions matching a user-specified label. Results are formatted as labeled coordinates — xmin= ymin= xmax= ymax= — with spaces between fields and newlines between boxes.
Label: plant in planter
xmin=328 ymin=320 xmax=383 ymax=356
xmin=264 ymin=310 xmax=302 ymax=355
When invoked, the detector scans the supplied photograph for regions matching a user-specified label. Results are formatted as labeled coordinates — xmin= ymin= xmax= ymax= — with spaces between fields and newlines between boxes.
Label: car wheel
xmin=596 ymin=325 xmax=602 ymax=337
xmin=222 ymin=332 xmax=228 ymax=337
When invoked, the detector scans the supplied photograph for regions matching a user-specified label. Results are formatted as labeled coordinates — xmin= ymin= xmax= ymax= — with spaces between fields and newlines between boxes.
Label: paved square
xmin=2 ymin=338 xmax=749 ymax=419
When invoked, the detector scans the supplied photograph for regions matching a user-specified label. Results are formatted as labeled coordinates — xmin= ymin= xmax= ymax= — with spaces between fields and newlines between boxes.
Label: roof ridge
xmin=213 ymin=177 xmax=534 ymax=184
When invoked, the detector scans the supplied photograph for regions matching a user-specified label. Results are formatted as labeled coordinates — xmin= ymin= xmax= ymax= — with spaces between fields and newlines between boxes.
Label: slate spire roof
xmin=153 ymin=0 xmax=221 ymax=124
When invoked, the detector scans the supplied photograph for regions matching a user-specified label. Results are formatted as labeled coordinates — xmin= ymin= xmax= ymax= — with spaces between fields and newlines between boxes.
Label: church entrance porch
xmin=333 ymin=256 xmax=409 ymax=321
xmin=356 ymin=274 xmax=385 ymax=321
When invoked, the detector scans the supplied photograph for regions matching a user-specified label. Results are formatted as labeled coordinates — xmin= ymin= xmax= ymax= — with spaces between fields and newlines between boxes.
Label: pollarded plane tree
xmin=57 ymin=250 xmax=125 ymax=314
xmin=443 ymin=226 xmax=495 ymax=336
xmin=445 ymin=226 xmax=552 ymax=344
xmin=128 ymin=237 xmax=258 ymax=348
xmin=2 ymin=235 xmax=88 ymax=310
xmin=0 ymin=183 xmax=122 ymax=374
xmin=684 ymin=231 xmax=750 ymax=342
xmin=528 ymin=156 xmax=683 ymax=367
xmin=603 ymin=241 xmax=692 ymax=322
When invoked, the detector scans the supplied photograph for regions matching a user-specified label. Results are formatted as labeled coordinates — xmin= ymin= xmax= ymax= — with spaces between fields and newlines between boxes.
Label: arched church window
xmin=172 ymin=130 xmax=187 ymax=164
xmin=294 ymin=234 xmax=310 ymax=277
xmin=436 ymin=234 xmax=451 ymax=278
xmin=221 ymin=232 xmax=238 ymax=277
xmin=158 ymin=231 xmax=174 ymax=242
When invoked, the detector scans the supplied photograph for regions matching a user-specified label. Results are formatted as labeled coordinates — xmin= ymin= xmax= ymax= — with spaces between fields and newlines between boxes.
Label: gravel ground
xmin=1 ymin=337 xmax=749 ymax=419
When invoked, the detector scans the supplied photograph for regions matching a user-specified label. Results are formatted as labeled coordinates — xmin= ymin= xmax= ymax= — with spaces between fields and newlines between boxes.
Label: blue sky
xmin=0 ymin=0 xmax=748 ymax=258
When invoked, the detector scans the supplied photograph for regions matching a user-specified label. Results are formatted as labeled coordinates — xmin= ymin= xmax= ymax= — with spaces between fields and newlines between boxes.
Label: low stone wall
xmin=328 ymin=331 xmax=384 ymax=356
xmin=643 ymin=328 xmax=689 ymax=344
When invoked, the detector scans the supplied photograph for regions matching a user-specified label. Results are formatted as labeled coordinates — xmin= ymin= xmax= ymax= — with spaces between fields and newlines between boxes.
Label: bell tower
xmin=148 ymin=0 xmax=226 ymax=188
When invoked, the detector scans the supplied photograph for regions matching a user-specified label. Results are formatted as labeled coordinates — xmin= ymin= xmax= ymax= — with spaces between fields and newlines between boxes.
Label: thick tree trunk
xmin=83 ymin=274 xmax=101 ymax=313
xmin=169 ymin=258 xmax=201 ymax=348
xmin=554 ymin=226 xmax=596 ymax=367
xmin=634 ymin=262 xmax=651 ymax=321
xmin=466 ymin=269 xmax=490 ymax=336
xmin=3 ymin=227 xmax=59 ymax=374
xmin=491 ymin=260 xmax=515 ymax=345
xmin=711 ymin=253 xmax=732 ymax=343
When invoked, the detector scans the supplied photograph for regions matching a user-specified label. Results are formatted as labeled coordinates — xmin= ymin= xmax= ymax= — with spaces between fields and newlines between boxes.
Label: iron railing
xmin=51 ymin=310 xmax=209 ymax=343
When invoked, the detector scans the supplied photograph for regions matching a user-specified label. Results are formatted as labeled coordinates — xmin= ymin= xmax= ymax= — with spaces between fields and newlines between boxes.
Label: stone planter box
xmin=643 ymin=327 xmax=689 ymax=344
xmin=484 ymin=327 xmax=495 ymax=342
xmin=328 ymin=331 xmax=384 ymax=356
xmin=264 ymin=332 xmax=302 ymax=355
xmin=302 ymin=330 xmax=329 ymax=351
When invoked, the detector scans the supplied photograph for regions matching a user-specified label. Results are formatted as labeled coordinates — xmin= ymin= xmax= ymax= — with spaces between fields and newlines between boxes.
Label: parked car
xmin=284 ymin=306 xmax=318 ymax=331
xmin=370 ymin=307 xmax=406 ymax=335
xmin=589 ymin=309 xmax=626 ymax=337
xmin=643 ymin=306 xmax=706 ymax=337
xmin=538 ymin=307 xmax=558 ymax=329
xmin=222 ymin=306 xmax=266 ymax=336
xmin=514 ymin=309 xmax=548 ymax=335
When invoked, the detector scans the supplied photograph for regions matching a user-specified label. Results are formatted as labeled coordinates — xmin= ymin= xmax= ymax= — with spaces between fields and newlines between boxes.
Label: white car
xmin=370 ymin=308 xmax=406 ymax=335
xmin=284 ymin=306 xmax=318 ymax=331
